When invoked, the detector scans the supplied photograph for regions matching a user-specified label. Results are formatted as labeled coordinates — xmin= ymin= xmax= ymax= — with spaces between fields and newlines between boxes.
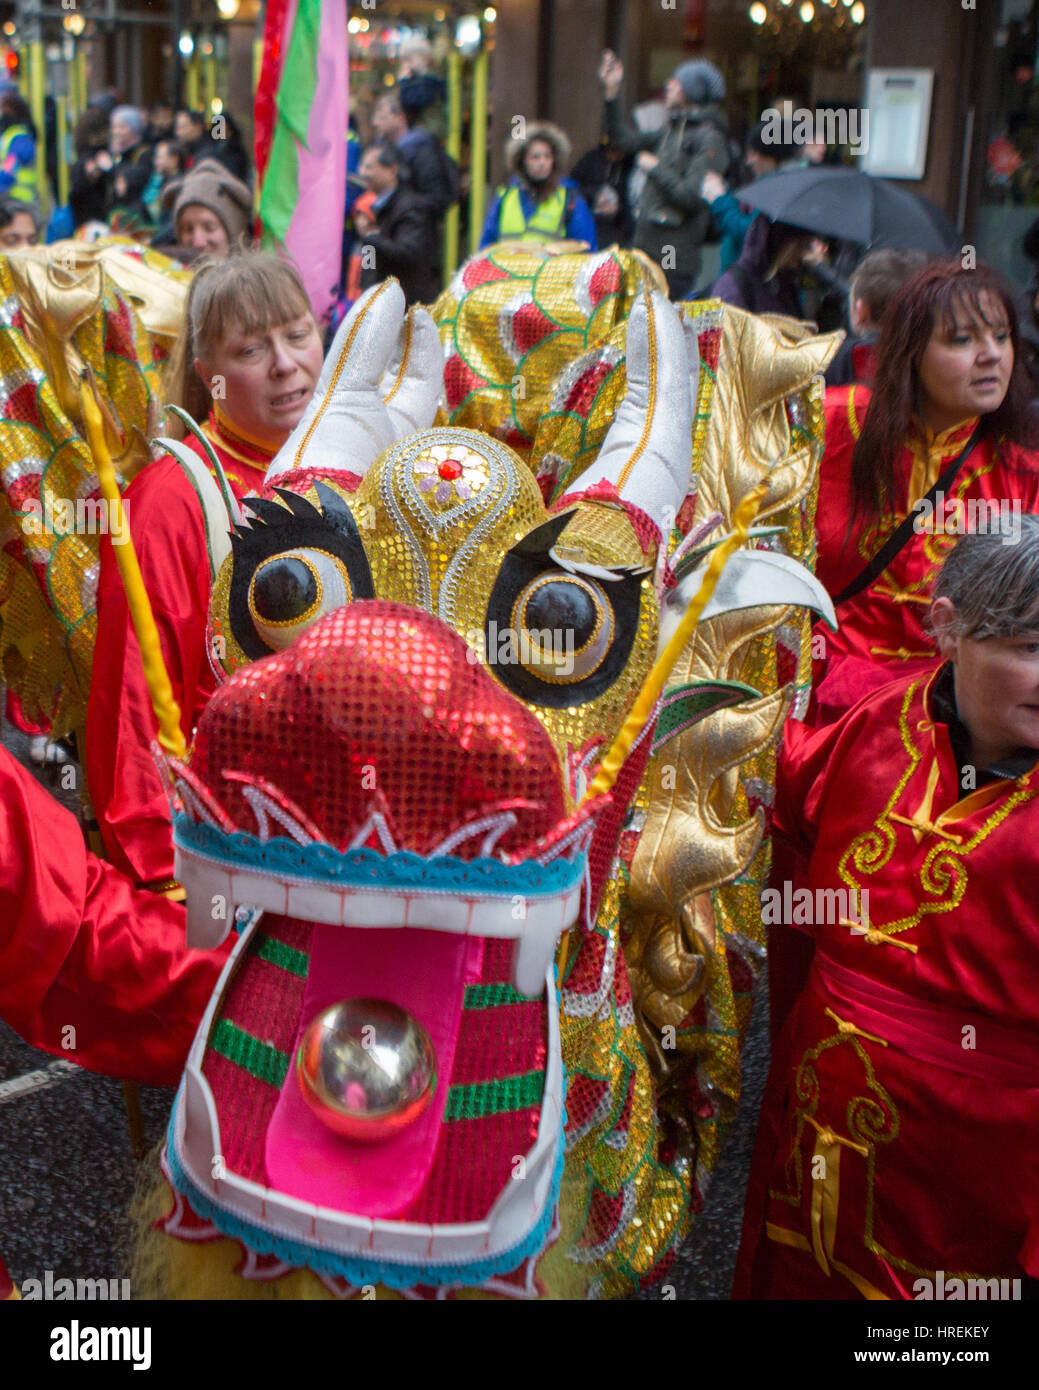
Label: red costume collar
xmin=204 ymin=408 xmax=280 ymax=468
xmin=908 ymin=414 xmax=981 ymax=461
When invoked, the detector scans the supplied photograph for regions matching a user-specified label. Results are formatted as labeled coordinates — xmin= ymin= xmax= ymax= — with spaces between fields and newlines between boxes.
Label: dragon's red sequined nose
xmin=189 ymin=602 xmax=566 ymax=855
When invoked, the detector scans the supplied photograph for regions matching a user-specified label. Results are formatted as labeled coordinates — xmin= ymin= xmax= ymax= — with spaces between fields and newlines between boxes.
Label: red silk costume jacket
xmin=812 ymin=387 xmax=1039 ymax=723
xmin=84 ymin=414 xmax=271 ymax=888
xmin=735 ymin=669 xmax=1039 ymax=1299
xmin=0 ymin=745 xmax=224 ymax=1086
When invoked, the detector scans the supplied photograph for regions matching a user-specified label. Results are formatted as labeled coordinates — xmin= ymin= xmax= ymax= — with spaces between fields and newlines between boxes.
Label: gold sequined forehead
xmin=349 ymin=426 xmax=544 ymax=625
xmin=211 ymin=425 xmax=660 ymax=789
xmin=378 ymin=427 xmax=526 ymax=535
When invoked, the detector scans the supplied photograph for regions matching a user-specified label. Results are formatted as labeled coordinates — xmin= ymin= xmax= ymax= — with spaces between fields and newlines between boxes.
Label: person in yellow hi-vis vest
xmin=480 ymin=120 xmax=596 ymax=251
xmin=0 ymin=90 xmax=38 ymax=206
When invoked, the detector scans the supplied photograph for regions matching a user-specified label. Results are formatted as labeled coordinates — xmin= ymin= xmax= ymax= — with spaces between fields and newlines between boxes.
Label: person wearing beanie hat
xmin=599 ymin=48 xmax=731 ymax=299
xmin=171 ymin=157 xmax=253 ymax=257
xmin=480 ymin=119 xmax=597 ymax=250
xmin=672 ymin=59 xmax=726 ymax=106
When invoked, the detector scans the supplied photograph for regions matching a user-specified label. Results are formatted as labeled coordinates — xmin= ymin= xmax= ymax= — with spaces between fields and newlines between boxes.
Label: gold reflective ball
xmin=296 ymin=998 xmax=437 ymax=1142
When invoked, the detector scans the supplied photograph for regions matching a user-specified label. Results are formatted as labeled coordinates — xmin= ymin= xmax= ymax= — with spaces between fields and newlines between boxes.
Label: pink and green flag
xmin=256 ymin=0 xmax=347 ymax=325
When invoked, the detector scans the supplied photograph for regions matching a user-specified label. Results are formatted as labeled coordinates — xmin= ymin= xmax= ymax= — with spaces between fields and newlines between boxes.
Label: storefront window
xmin=976 ymin=0 xmax=1039 ymax=288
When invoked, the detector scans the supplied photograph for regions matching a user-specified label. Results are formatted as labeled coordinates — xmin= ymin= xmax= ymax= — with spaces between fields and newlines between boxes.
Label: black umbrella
xmin=734 ymin=166 xmax=960 ymax=254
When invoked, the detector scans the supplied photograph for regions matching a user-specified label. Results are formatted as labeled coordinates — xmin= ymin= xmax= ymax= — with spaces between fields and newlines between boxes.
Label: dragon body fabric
xmin=0 ymin=241 xmax=188 ymax=735
xmin=3 ymin=244 xmax=839 ymax=1298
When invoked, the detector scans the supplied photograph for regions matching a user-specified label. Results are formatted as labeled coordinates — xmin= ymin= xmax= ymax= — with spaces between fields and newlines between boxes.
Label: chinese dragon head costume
xmin=0 ymin=242 xmax=839 ymax=1298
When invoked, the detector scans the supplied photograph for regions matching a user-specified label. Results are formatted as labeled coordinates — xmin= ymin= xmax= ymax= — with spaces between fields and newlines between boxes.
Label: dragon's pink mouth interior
xmin=267 ymin=925 xmax=480 ymax=1217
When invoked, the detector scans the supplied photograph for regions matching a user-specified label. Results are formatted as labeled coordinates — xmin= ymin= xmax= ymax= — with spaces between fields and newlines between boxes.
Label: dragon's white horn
xmin=560 ymin=289 xmax=696 ymax=541
xmin=657 ymin=549 xmax=838 ymax=656
xmin=379 ymin=304 xmax=444 ymax=437
xmin=265 ymin=279 xmax=408 ymax=484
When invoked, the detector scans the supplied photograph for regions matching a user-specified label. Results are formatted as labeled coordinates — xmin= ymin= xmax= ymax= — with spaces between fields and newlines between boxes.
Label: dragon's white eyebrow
xmin=548 ymin=545 xmax=648 ymax=584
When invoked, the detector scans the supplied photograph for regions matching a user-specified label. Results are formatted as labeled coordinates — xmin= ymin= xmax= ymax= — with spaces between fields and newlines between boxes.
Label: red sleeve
xmin=771 ymin=709 xmax=854 ymax=870
xmin=815 ymin=385 xmax=871 ymax=599
xmin=766 ymin=710 xmax=854 ymax=1036
xmin=0 ymin=747 xmax=226 ymax=1086
xmin=84 ymin=453 xmax=217 ymax=886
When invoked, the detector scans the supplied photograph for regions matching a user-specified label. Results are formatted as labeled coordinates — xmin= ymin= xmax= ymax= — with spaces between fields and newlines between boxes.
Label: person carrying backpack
xmin=480 ymin=121 xmax=596 ymax=250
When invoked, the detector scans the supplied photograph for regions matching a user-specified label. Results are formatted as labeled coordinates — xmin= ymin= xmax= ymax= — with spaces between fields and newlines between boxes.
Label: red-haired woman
xmin=811 ymin=260 xmax=1039 ymax=724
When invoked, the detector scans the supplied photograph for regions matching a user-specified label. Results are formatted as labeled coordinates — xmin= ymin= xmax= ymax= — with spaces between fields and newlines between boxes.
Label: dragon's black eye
xmin=229 ymin=483 xmax=374 ymax=660
xmin=510 ymin=574 xmax=614 ymax=684
xmin=252 ymin=556 xmax=319 ymax=625
xmin=484 ymin=512 xmax=647 ymax=707
xmin=520 ymin=579 xmax=600 ymax=648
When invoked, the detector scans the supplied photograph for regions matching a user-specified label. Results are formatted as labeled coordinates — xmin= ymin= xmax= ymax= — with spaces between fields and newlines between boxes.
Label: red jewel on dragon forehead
xmin=413 ymin=444 xmax=489 ymax=504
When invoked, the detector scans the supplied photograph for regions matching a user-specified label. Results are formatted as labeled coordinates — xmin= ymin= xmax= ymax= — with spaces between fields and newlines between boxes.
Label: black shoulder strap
xmin=834 ymin=425 xmax=985 ymax=607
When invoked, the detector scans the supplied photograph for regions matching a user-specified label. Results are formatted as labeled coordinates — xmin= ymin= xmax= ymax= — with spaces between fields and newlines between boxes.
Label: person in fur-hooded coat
xmin=480 ymin=120 xmax=596 ymax=250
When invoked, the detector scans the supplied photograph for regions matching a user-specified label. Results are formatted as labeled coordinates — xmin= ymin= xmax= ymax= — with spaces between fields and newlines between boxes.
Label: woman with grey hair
xmin=107 ymin=104 xmax=154 ymax=230
xmin=734 ymin=522 xmax=1039 ymax=1300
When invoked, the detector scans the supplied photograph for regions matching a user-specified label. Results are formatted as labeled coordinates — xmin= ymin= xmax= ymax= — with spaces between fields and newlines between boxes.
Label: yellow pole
xmin=204 ymin=51 xmax=216 ymax=123
xmin=253 ymin=38 xmax=263 ymax=95
xmin=186 ymin=55 xmax=200 ymax=112
xmin=442 ymin=49 xmax=462 ymax=283
xmin=467 ymin=46 xmax=488 ymax=257
xmin=28 ymin=41 xmax=48 ymax=219
xmin=67 ymin=50 xmax=79 ymax=125
xmin=76 ymin=49 xmax=88 ymax=116
xmin=56 ymin=96 xmax=68 ymax=208
xmin=584 ymin=483 xmax=767 ymax=803
xmin=80 ymin=376 xmax=186 ymax=759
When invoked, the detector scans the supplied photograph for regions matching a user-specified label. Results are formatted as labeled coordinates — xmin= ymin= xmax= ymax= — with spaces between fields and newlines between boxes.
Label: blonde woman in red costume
xmin=85 ymin=254 xmax=325 ymax=891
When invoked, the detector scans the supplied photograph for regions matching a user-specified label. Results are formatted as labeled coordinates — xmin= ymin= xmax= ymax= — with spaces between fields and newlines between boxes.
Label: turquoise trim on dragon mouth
xmin=163 ymin=1101 xmax=567 ymax=1291
xmin=172 ymin=815 xmax=587 ymax=899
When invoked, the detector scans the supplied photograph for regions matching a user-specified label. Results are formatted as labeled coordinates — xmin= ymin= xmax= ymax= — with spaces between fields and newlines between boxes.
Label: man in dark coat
xmin=355 ymin=141 xmax=439 ymax=307
xmin=371 ymin=93 xmax=454 ymax=221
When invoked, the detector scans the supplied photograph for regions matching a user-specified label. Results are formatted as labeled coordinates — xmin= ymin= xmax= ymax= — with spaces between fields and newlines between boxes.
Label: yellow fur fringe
xmin=130 ymin=1153 xmax=592 ymax=1300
